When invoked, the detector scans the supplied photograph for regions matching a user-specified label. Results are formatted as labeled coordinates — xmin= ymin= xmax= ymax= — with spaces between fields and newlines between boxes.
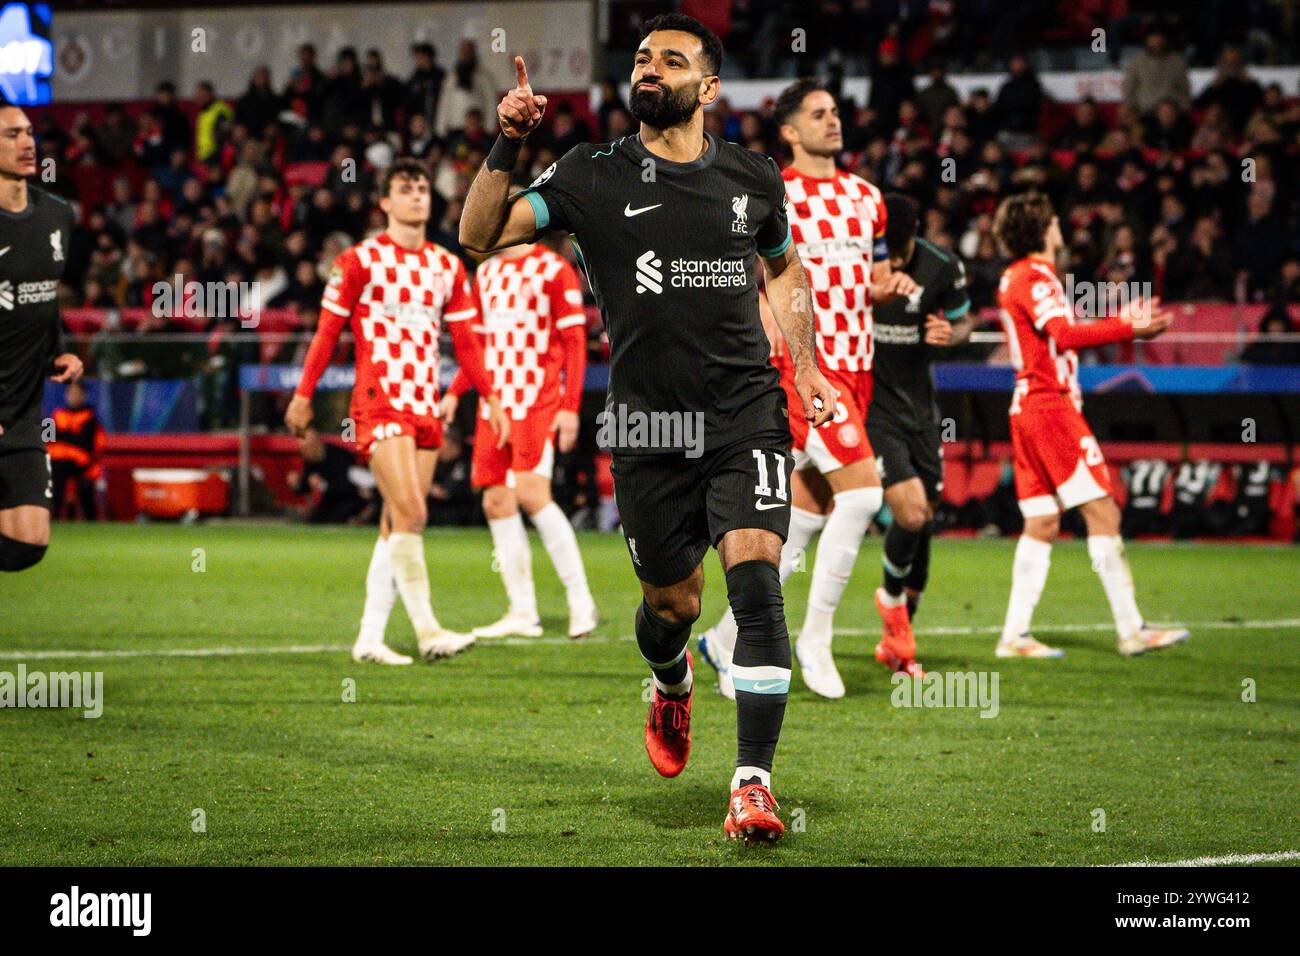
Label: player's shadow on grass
xmin=629 ymin=780 xmax=845 ymax=832
xmin=630 ymin=780 xmax=732 ymax=831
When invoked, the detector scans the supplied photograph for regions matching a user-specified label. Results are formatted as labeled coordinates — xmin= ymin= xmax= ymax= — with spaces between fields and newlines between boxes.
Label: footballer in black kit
xmin=520 ymin=130 xmax=795 ymax=586
xmin=869 ymin=194 xmax=971 ymax=620
xmin=0 ymin=104 xmax=82 ymax=573
xmin=460 ymin=13 xmax=837 ymax=842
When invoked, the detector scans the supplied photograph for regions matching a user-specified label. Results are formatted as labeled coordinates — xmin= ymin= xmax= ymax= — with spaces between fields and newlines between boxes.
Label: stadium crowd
xmin=37 ymin=12 xmax=1300 ymax=354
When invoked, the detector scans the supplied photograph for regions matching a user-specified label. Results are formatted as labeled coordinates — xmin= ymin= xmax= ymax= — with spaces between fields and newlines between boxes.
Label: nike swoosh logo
xmin=623 ymin=203 xmax=662 ymax=217
xmin=0 ymin=247 xmax=10 ymax=257
xmin=751 ymin=680 xmax=784 ymax=692
xmin=755 ymin=500 xmax=785 ymax=511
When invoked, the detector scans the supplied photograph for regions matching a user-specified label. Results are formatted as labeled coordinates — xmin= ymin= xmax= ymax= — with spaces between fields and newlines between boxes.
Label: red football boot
xmin=644 ymin=651 xmax=692 ymax=777
xmin=724 ymin=783 xmax=784 ymax=845
xmin=874 ymin=587 xmax=924 ymax=677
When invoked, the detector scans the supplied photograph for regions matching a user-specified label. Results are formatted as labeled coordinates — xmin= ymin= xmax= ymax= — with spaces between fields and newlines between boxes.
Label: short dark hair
xmin=773 ymin=78 xmax=828 ymax=128
xmin=993 ymin=192 xmax=1055 ymax=259
xmin=884 ymin=193 xmax=920 ymax=255
xmin=639 ymin=13 xmax=723 ymax=76
xmin=381 ymin=158 xmax=430 ymax=197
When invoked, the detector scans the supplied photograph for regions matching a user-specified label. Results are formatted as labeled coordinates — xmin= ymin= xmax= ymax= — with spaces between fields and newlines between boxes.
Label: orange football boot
xmin=644 ymin=651 xmax=692 ymax=777
xmin=724 ymin=783 xmax=784 ymax=845
xmin=874 ymin=587 xmax=924 ymax=677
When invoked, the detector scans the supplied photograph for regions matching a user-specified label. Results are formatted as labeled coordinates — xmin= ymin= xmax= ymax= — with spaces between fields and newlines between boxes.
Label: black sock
xmin=635 ymin=600 xmax=692 ymax=694
xmin=903 ymin=523 xmax=933 ymax=617
xmin=727 ymin=560 xmax=790 ymax=775
xmin=882 ymin=521 xmax=922 ymax=597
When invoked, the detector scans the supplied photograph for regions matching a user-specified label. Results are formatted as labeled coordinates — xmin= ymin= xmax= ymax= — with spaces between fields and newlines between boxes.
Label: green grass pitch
xmin=1 ymin=524 xmax=1296 ymax=866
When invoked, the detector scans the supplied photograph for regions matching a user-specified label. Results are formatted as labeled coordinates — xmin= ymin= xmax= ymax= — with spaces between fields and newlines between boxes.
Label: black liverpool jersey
xmin=520 ymin=133 xmax=792 ymax=455
xmin=0 ymin=186 xmax=75 ymax=426
xmin=870 ymin=237 xmax=970 ymax=429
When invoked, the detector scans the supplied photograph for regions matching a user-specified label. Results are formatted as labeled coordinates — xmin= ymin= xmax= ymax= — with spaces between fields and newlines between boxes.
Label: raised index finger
xmin=514 ymin=56 xmax=530 ymax=90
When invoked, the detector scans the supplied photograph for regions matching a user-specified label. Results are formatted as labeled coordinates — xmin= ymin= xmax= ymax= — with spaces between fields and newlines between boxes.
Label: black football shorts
xmin=0 ymin=415 xmax=53 ymax=511
xmin=611 ymin=432 xmax=794 ymax=586
xmin=868 ymin=416 xmax=944 ymax=501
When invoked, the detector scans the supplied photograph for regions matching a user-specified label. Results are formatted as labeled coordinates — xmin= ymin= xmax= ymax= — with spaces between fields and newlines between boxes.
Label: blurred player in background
xmin=867 ymin=193 xmax=971 ymax=672
xmin=698 ymin=78 xmax=915 ymax=700
xmin=992 ymin=193 xmax=1189 ymax=659
xmin=440 ymin=241 xmax=599 ymax=640
xmin=286 ymin=159 xmax=508 ymax=664
xmin=0 ymin=103 xmax=82 ymax=572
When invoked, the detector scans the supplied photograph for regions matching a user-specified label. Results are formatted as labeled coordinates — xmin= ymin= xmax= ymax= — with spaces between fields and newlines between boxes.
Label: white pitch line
xmin=1107 ymin=850 xmax=1300 ymax=868
xmin=840 ymin=619 xmax=1300 ymax=637
xmin=0 ymin=644 xmax=353 ymax=660
xmin=1 ymin=619 xmax=1296 ymax=661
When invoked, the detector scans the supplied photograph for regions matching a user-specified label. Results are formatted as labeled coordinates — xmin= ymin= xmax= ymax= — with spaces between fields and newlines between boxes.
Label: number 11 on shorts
xmin=752 ymin=449 xmax=788 ymax=503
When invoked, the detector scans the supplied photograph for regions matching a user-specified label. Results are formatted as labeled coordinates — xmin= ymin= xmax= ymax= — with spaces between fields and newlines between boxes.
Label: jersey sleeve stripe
xmin=758 ymin=223 xmax=792 ymax=258
xmin=320 ymin=298 xmax=351 ymax=317
xmin=519 ymin=189 xmax=550 ymax=232
xmin=945 ymin=300 xmax=971 ymax=320
xmin=444 ymin=307 xmax=477 ymax=322
xmin=1033 ymin=307 xmax=1066 ymax=330
xmin=555 ymin=313 xmax=586 ymax=329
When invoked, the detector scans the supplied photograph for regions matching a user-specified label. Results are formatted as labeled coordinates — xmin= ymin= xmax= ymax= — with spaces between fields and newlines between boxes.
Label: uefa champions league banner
xmin=50 ymin=0 xmax=592 ymax=101
xmin=933 ymin=364 xmax=1300 ymax=395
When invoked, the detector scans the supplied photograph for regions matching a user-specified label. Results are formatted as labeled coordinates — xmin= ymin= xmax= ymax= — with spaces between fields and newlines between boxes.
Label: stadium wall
xmin=52 ymin=1 xmax=594 ymax=100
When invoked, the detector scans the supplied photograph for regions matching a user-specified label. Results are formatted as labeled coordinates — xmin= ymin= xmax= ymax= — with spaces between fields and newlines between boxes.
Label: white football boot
xmin=795 ymin=641 xmax=846 ymax=699
xmin=1118 ymin=624 xmax=1189 ymax=658
xmin=471 ymin=611 xmax=543 ymax=639
xmin=568 ymin=600 xmax=599 ymax=640
xmin=995 ymin=634 xmax=1065 ymax=659
xmin=418 ymin=628 xmax=477 ymax=661
xmin=697 ymin=628 xmax=736 ymax=701
xmin=351 ymin=640 xmax=413 ymax=666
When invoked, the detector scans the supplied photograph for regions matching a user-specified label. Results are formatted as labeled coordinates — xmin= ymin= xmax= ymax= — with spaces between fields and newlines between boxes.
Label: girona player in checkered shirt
xmin=286 ymin=159 xmax=510 ymax=665
xmin=991 ymin=192 xmax=1188 ymax=660
xmin=440 ymin=241 xmax=599 ymax=639
xmin=699 ymin=78 xmax=920 ymax=701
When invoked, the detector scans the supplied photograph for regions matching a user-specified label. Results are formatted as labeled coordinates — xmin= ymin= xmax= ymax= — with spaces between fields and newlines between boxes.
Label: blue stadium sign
xmin=0 ymin=3 xmax=52 ymax=106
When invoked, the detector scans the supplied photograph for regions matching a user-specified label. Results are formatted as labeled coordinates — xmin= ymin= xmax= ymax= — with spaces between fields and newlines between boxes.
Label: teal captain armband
xmin=758 ymin=223 xmax=792 ymax=258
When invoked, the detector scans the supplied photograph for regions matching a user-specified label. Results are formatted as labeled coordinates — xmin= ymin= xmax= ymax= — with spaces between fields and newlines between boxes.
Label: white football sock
xmin=709 ymin=506 xmax=827 ymax=657
xmin=531 ymin=501 xmax=594 ymax=612
xmin=732 ymin=766 xmax=771 ymax=792
xmin=1001 ymin=535 xmax=1052 ymax=643
xmin=801 ymin=486 xmax=881 ymax=646
xmin=653 ymin=666 xmax=693 ymax=698
xmin=1087 ymin=534 xmax=1144 ymax=638
xmin=387 ymin=531 xmax=440 ymax=635
xmin=488 ymin=513 xmax=537 ymax=619
xmin=357 ymin=536 xmax=397 ymax=647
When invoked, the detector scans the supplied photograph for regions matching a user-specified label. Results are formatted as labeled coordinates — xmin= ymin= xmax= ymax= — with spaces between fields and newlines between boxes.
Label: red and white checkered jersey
xmin=299 ymin=233 xmax=477 ymax=416
xmin=998 ymin=256 xmax=1082 ymax=412
xmin=783 ymin=167 xmax=888 ymax=372
xmin=465 ymin=245 xmax=586 ymax=421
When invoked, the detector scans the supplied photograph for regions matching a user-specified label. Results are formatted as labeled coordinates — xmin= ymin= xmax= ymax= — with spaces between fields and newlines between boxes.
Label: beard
xmin=629 ymin=82 xmax=698 ymax=130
